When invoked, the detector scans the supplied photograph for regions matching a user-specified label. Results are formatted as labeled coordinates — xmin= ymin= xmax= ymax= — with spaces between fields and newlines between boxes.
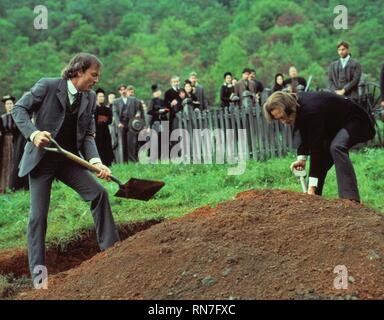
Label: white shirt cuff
xmin=308 ymin=177 xmax=318 ymax=188
xmin=89 ymin=158 xmax=102 ymax=165
xmin=30 ymin=130 xmax=40 ymax=142
xmin=297 ymin=155 xmax=307 ymax=161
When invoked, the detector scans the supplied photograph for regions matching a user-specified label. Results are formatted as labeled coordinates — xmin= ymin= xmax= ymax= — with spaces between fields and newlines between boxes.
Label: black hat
xmin=129 ymin=117 xmax=145 ymax=133
xmin=151 ymin=84 xmax=160 ymax=93
xmin=95 ymin=88 xmax=105 ymax=95
xmin=2 ymin=95 xmax=16 ymax=103
xmin=223 ymin=72 xmax=233 ymax=79
xmin=242 ymin=68 xmax=252 ymax=74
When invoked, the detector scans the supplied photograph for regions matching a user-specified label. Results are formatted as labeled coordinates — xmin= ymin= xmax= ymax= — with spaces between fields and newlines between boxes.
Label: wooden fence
xmin=174 ymin=102 xmax=294 ymax=163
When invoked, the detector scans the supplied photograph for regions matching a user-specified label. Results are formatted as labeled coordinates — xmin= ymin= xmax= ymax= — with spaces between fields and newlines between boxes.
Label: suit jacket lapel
xmin=56 ymin=79 xmax=68 ymax=111
xmin=78 ymin=92 xmax=89 ymax=119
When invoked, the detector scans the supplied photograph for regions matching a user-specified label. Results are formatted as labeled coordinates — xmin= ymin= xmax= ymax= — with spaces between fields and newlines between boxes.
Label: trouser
xmin=27 ymin=153 xmax=120 ymax=282
xmin=314 ymin=128 xmax=360 ymax=201
xmin=119 ymin=127 xmax=139 ymax=162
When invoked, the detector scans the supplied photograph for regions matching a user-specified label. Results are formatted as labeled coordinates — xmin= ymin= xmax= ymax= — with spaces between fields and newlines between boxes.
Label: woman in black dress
xmin=94 ymin=88 xmax=114 ymax=167
xmin=272 ymin=73 xmax=285 ymax=92
xmin=1 ymin=95 xmax=29 ymax=193
xmin=220 ymin=72 xmax=235 ymax=108
xmin=147 ymin=84 xmax=169 ymax=161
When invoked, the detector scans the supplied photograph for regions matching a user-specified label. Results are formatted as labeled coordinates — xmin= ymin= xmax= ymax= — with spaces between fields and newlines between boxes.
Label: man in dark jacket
xmin=235 ymin=68 xmax=264 ymax=106
xmin=11 ymin=53 xmax=120 ymax=284
xmin=112 ymin=85 xmax=144 ymax=162
xmin=284 ymin=66 xmax=307 ymax=92
xmin=263 ymin=91 xmax=375 ymax=202
xmin=328 ymin=41 xmax=362 ymax=101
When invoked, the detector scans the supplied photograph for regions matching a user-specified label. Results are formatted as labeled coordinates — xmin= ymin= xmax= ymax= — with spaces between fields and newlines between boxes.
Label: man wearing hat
xmin=112 ymin=84 xmax=144 ymax=162
xmin=234 ymin=68 xmax=259 ymax=107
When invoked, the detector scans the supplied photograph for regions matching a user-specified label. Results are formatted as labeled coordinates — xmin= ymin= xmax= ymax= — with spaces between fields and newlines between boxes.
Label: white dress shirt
xmin=340 ymin=55 xmax=351 ymax=69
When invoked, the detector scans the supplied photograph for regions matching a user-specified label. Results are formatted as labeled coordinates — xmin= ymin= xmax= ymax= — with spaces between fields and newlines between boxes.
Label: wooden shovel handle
xmin=62 ymin=150 xmax=101 ymax=174
xmin=44 ymin=138 xmax=123 ymax=185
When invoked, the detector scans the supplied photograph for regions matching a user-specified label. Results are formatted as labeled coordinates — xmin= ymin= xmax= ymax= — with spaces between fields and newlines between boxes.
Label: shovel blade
xmin=114 ymin=178 xmax=165 ymax=201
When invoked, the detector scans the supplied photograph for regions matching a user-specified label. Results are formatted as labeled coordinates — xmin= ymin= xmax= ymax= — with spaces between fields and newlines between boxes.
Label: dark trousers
xmin=27 ymin=154 xmax=120 ymax=280
xmin=119 ymin=127 xmax=138 ymax=162
xmin=314 ymin=128 xmax=360 ymax=201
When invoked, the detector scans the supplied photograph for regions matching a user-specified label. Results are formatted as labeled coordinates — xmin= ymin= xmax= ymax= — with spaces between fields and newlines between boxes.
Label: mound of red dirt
xmin=18 ymin=189 xmax=384 ymax=300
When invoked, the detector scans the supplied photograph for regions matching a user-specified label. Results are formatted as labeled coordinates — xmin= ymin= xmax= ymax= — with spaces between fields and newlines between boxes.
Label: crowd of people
xmin=1 ymin=41 xmax=383 ymax=194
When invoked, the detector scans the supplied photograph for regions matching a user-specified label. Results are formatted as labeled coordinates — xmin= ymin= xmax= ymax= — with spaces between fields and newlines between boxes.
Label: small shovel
xmin=292 ymin=168 xmax=307 ymax=193
xmin=43 ymin=138 xmax=165 ymax=201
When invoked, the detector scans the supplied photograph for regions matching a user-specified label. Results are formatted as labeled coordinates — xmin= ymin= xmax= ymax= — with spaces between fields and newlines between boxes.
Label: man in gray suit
xmin=11 ymin=53 xmax=120 ymax=284
xmin=189 ymin=72 xmax=209 ymax=110
xmin=328 ymin=41 xmax=362 ymax=101
xmin=112 ymin=85 xmax=144 ymax=162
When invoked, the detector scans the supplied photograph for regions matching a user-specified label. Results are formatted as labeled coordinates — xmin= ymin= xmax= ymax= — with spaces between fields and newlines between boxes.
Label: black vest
xmin=55 ymin=96 xmax=79 ymax=154
xmin=338 ymin=62 xmax=347 ymax=88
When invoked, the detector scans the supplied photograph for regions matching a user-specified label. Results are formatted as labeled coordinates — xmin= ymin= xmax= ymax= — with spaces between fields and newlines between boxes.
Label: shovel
xmin=43 ymin=138 xmax=165 ymax=201
xmin=292 ymin=168 xmax=307 ymax=193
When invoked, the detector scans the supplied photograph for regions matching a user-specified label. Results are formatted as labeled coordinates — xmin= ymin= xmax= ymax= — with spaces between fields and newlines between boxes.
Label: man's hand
xmin=118 ymin=123 xmax=125 ymax=128
xmin=307 ymin=186 xmax=316 ymax=195
xmin=33 ymin=131 xmax=52 ymax=148
xmin=170 ymin=99 xmax=178 ymax=106
xmin=94 ymin=163 xmax=112 ymax=181
xmin=290 ymin=160 xmax=306 ymax=172
xmin=380 ymin=100 xmax=384 ymax=108
xmin=335 ymin=89 xmax=345 ymax=96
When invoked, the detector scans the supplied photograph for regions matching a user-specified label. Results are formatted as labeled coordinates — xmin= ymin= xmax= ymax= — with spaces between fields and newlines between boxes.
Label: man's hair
xmin=118 ymin=84 xmax=127 ymax=90
xmin=61 ymin=53 xmax=102 ymax=80
xmin=263 ymin=91 xmax=299 ymax=122
xmin=170 ymin=76 xmax=180 ymax=82
xmin=189 ymin=71 xmax=197 ymax=77
xmin=337 ymin=40 xmax=349 ymax=49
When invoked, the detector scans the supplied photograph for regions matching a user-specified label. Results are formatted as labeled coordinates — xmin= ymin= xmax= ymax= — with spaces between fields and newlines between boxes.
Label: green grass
xmin=0 ymin=148 xmax=383 ymax=251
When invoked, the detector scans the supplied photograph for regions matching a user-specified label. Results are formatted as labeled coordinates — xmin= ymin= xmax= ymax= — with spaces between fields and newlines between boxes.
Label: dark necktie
xmin=70 ymin=92 xmax=82 ymax=112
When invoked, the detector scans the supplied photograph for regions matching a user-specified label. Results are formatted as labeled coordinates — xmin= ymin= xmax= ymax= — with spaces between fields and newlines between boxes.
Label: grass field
xmin=0 ymin=147 xmax=383 ymax=251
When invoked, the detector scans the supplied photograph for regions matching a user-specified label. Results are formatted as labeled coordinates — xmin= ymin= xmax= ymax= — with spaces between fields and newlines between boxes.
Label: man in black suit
xmin=263 ymin=91 xmax=375 ymax=202
xmin=11 ymin=53 xmax=120 ymax=284
xmin=328 ymin=41 xmax=362 ymax=101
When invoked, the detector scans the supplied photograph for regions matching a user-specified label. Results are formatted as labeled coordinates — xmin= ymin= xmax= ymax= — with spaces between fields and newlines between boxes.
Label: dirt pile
xmin=18 ymin=189 xmax=384 ymax=300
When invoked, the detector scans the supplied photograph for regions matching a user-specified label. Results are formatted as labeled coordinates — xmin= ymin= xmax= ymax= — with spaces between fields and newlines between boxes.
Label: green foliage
xmin=0 ymin=0 xmax=382 ymax=102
